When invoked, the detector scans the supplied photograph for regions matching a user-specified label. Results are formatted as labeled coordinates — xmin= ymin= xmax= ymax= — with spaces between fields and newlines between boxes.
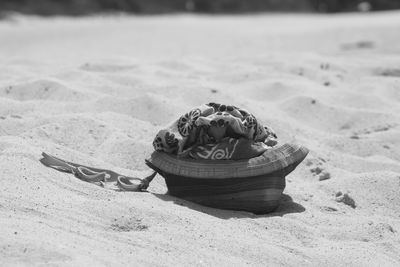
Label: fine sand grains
xmin=1 ymin=12 xmax=400 ymax=266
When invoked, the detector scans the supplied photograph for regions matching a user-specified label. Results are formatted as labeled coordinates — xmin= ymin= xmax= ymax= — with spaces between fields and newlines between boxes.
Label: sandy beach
xmin=1 ymin=11 xmax=400 ymax=266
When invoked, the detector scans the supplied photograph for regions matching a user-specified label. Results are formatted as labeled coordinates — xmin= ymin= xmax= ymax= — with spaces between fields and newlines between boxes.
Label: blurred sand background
xmin=1 ymin=9 xmax=400 ymax=267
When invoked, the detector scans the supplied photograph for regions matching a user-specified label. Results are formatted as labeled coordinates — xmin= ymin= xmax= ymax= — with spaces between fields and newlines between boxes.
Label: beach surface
xmin=1 ymin=11 xmax=400 ymax=266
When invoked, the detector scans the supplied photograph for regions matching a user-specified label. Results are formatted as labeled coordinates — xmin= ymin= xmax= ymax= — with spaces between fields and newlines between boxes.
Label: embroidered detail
xmin=165 ymin=132 xmax=179 ymax=148
xmin=177 ymin=108 xmax=201 ymax=137
xmin=244 ymin=114 xmax=257 ymax=129
xmin=192 ymin=138 xmax=239 ymax=160
xmin=153 ymin=103 xmax=277 ymax=159
xmin=153 ymin=137 xmax=164 ymax=151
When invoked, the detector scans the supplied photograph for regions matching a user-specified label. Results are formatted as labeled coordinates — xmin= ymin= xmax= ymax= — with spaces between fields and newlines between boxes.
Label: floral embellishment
xmin=153 ymin=103 xmax=278 ymax=157
xmin=153 ymin=136 xmax=164 ymax=151
xmin=177 ymin=108 xmax=201 ymax=137
xmin=243 ymin=115 xmax=257 ymax=129
xmin=208 ymin=103 xmax=240 ymax=115
xmin=165 ymin=132 xmax=179 ymax=148
xmin=153 ymin=131 xmax=179 ymax=153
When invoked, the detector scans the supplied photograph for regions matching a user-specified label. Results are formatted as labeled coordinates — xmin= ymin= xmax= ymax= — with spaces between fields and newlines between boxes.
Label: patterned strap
xmin=40 ymin=152 xmax=155 ymax=192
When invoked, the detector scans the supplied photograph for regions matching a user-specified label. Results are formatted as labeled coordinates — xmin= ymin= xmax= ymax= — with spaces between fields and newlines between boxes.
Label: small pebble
xmin=335 ymin=192 xmax=356 ymax=208
xmin=310 ymin=166 xmax=323 ymax=175
xmin=319 ymin=171 xmax=331 ymax=181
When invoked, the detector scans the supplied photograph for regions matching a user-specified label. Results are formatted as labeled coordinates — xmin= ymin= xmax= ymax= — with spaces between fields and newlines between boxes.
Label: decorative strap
xmin=40 ymin=152 xmax=156 ymax=192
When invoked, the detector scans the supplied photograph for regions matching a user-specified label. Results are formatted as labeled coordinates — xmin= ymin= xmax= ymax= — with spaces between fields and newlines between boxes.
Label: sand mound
xmin=0 ymin=79 xmax=91 ymax=102
xmin=1 ymin=12 xmax=400 ymax=266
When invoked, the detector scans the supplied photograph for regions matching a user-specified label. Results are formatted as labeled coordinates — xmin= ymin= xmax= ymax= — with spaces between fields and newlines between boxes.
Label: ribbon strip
xmin=40 ymin=152 xmax=156 ymax=192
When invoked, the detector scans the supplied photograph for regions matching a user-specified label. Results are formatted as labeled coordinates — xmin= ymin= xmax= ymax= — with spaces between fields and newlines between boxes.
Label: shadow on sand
xmin=152 ymin=193 xmax=305 ymax=219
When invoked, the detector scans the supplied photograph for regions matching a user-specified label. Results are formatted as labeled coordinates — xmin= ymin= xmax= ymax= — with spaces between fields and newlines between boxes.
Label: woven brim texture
xmin=146 ymin=143 xmax=309 ymax=179
xmin=152 ymin=165 xmax=297 ymax=214
xmin=145 ymin=143 xmax=308 ymax=213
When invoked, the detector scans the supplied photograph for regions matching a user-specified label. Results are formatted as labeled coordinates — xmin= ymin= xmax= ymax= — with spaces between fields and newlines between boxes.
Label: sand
xmin=1 ymin=11 xmax=400 ymax=266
